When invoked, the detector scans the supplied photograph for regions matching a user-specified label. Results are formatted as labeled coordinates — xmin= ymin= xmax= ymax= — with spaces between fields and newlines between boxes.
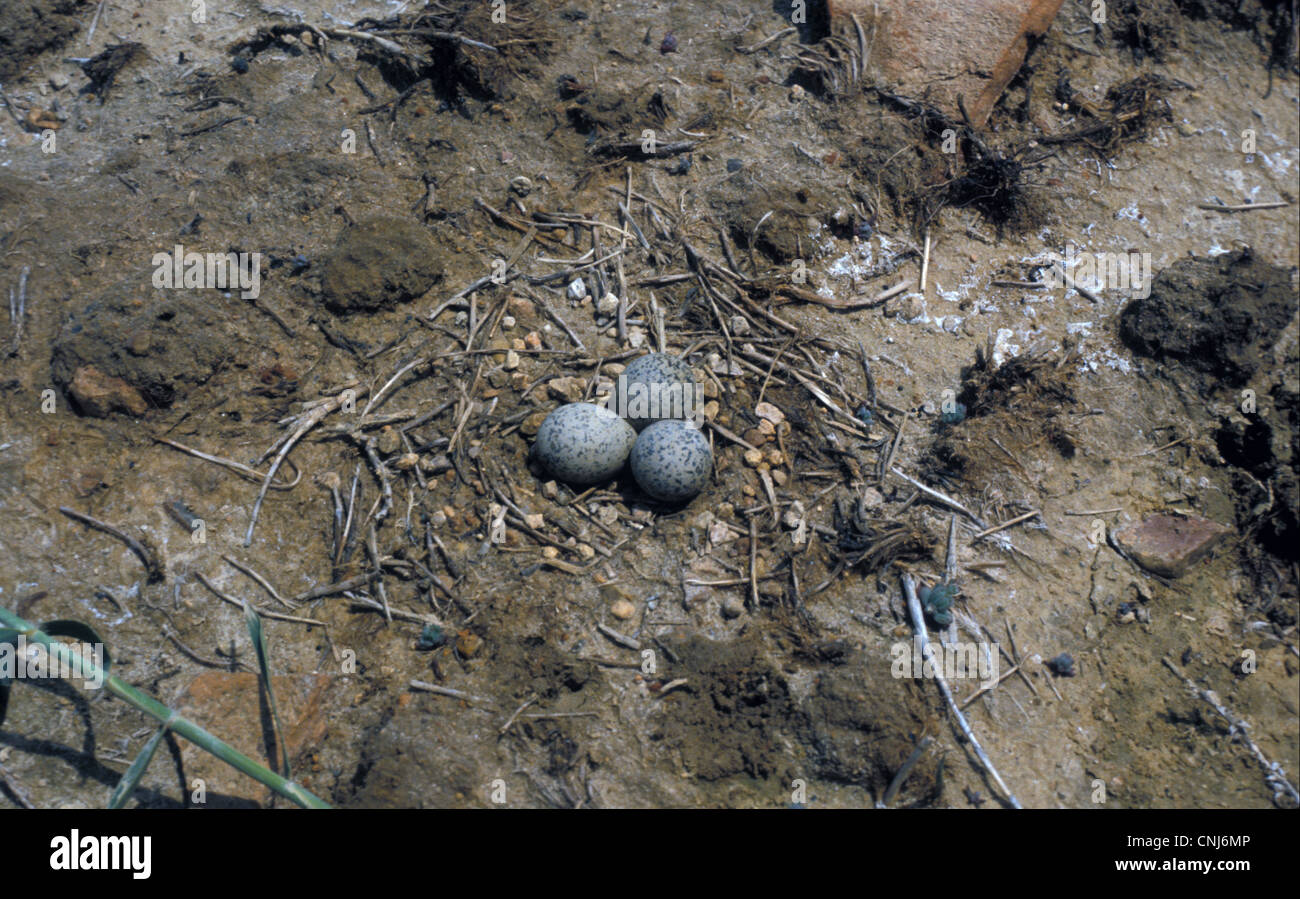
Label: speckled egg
xmin=630 ymin=420 xmax=712 ymax=502
xmin=613 ymin=352 xmax=701 ymax=431
xmin=533 ymin=403 xmax=637 ymax=486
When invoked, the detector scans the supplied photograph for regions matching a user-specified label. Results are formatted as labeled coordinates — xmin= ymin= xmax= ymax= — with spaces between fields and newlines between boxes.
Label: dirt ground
xmin=0 ymin=0 xmax=1296 ymax=809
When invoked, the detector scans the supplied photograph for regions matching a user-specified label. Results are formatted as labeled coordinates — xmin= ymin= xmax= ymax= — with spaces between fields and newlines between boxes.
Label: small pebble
xmin=721 ymin=596 xmax=745 ymax=619
xmin=610 ymin=599 xmax=635 ymax=620
xmin=456 ymin=632 xmax=484 ymax=658
xmin=1045 ymin=653 xmax=1077 ymax=677
xmin=755 ymin=401 xmax=784 ymax=424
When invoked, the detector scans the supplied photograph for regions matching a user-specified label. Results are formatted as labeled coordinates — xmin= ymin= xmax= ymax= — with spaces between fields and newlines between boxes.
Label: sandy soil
xmin=0 ymin=0 xmax=1296 ymax=809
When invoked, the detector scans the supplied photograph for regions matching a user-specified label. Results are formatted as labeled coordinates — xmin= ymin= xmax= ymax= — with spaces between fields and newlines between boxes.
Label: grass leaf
xmin=40 ymin=619 xmax=112 ymax=678
xmin=243 ymin=600 xmax=291 ymax=779
xmin=108 ymin=724 xmax=168 ymax=809
xmin=1 ymin=629 xmax=21 ymax=728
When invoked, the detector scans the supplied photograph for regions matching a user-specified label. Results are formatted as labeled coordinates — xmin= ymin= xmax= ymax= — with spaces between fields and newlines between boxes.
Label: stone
xmin=1111 ymin=513 xmax=1232 ymax=578
xmin=68 ymin=365 xmax=148 ymax=417
xmin=520 ymin=411 xmax=548 ymax=437
xmin=456 ymin=631 xmax=484 ymax=658
xmin=721 ymin=596 xmax=745 ymax=619
xmin=548 ymin=376 xmax=587 ymax=403
xmin=831 ymin=0 xmax=1065 ymax=127
xmin=321 ymin=217 xmax=445 ymax=313
xmin=610 ymin=599 xmax=635 ymax=620
xmin=376 ymin=425 xmax=401 ymax=456
xmin=755 ymin=402 xmax=784 ymax=424
xmin=508 ymin=295 xmax=536 ymax=318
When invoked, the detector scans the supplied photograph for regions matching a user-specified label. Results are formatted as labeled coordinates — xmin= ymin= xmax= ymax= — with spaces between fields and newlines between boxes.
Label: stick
xmin=196 ymin=573 xmax=324 ymax=627
xmin=290 ymin=571 xmax=379 ymax=604
xmin=919 ymin=228 xmax=931 ymax=298
xmin=960 ymin=664 xmax=1021 ymax=709
xmin=971 ymin=510 xmax=1039 ymax=542
xmin=86 ymin=0 xmax=106 ymax=46
xmin=222 ymin=554 xmax=296 ymax=609
xmin=735 ymin=26 xmax=797 ymax=54
xmin=879 ymin=735 xmax=934 ymax=808
xmin=1196 ymin=201 xmax=1288 ymax=212
xmin=246 ymin=390 xmax=358 ymax=545
xmin=1052 ymin=262 xmax=1100 ymax=303
xmin=409 ymin=680 xmax=495 ymax=706
xmin=597 ymin=622 xmax=640 ymax=650
xmin=499 ymin=695 xmax=537 ymax=735
xmin=879 ymin=413 xmax=908 ymax=481
xmin=153 ymin=436 xmax=302 ymax=489
xmin=59 ymin=507 xmax=163 ymax=582
xmin=903 ymin=573 xmax=1022 ymax=808
xmin=7 ymin=265 xmax=28 ymax=355
xmin=890 ymin=469 xmax=987 ymax=528
xmin=1162 ymin=657 xmax=1300 ymax=808
xmin=945 ymin=514 xmax=959 ymax=582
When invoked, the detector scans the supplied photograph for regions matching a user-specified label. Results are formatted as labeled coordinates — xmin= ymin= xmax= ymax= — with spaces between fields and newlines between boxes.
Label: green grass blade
xmin=243 ymin=600 xmax=291 ymax=779
xmin=0 ymin=630 xmax=16 ymax=728
xmin=108 ymin=723 xmax=168 ymax=809
xmin=0 ymin=607 xmax=330 ymax=809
